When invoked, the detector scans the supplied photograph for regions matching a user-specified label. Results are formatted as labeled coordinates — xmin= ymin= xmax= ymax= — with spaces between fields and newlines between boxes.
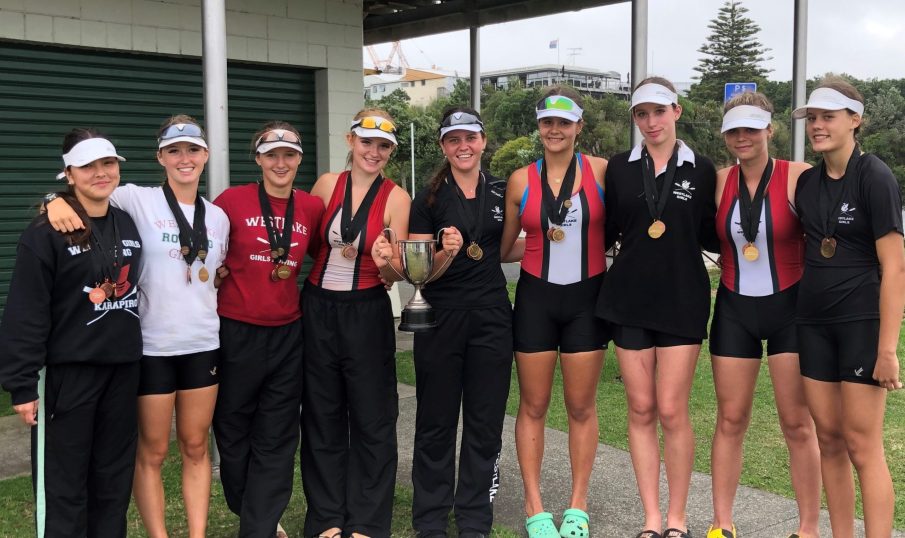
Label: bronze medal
xmin=341 ymin=244 xmax=357 ymax=260
xmin=466 ymin=242 xmax=484 ymax=261
xmin=276 ymin=247 xmax=285 ymax=257
xmin=100 ymin=281 xmax=115 ymax=299
xmin=88 ymin=287 xmax=106 ymax=304
xmin=547 ymin=227 xmax=565 ymax=242
xmin=198 ymin=266 xmax=210 ymax=283
xmin=276 ymin=264 xmax=292 ymax=280
xmin=270 ymin=249 xmax=280 ymax=259
xmin=180 ymin=245 xmax=190 ymax=256
xmin=742 ymin=242 xmax=760 ymax=262
xmin=647 ymin=219 xmax=666 ymax=239
xmin=820 ymin=237 xmax=837 ymax=258
xmin=197 ymin=249 xmax=207 ymax=261
xmin=563 ymin=199 xmax=573 ymax=209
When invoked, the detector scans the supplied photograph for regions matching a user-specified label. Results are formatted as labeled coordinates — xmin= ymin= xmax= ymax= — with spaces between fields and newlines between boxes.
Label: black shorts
xmin=610 ymin=324 xmax=701 ymax=351
xmin=137 ymin=349 xmax=220 ymax=396
xmin=798 ymin=320 xmax=881 ymax=385
xmin=709 ymin=284 xmax=799 ymax=358
xmin=513 ymin=270 xmax=607 ymax=354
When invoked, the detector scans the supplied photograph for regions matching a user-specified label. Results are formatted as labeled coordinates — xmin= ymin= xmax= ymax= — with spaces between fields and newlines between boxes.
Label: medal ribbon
xmin=340 ymin=173 xmax=384 ymax=250
xmin=257 ymin=182 xmax=295 ymax=264
xmin=449 ymin=170 xmax=486 ymax=250
xmin=817 ymin=145 xmax=861 ymax=241
xmin=540 ymin=154 xmax=577 ymax=226
xmin=162 ymin=181 xmax=207 ymax=268
xmin=88 ymin=210 xmax=123 ymax=287
xmin=640 ymin=145 xmax=679 ymax=223
xmin=736 ymin=158 xmax=774 ymax=244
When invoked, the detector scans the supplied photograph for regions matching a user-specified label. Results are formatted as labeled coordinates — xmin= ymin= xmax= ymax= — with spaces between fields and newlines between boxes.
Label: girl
xmin=45 ymin=115 xmax=230 ymax=537
xmin=707 ymin=92 xmax=821 ymax=538
xmin=408 ymin=107 xmax=519 ymax=538
xmin=301 ymin=108 xmax=410 ymax=538
xmin=0 ymin=129 xmax=143 ymax=536
xmin=793 ymin=78 xmax=904 ymax=538
xmin=596 ymin=77 xmax=717 ymax=538
xmin=500 ymin=86 xmax=608 ymax=538
xmin=212 ymin=122 xmax=324 ymax=536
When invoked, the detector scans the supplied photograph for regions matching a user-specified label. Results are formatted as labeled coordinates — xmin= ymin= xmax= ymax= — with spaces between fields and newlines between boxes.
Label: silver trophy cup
xmin=382 ymin=228 xmax=451 ymax=332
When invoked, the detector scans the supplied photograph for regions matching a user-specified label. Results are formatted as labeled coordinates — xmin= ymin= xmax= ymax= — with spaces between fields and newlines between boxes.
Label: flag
xmin=549 ymin=39 xmax=559 ymax=49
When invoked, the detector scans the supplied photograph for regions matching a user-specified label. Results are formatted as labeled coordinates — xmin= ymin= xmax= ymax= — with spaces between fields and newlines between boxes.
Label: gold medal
xmin=180 ymin=245 xmax=191 ymax=256
xmin=277 ymin=264 xmax=292 ymax=279
xmin=648 ymin=219 xmax=666 ymax=239
xmin=88 ymin=287 xmax=106 ymax=304
xmin=547 ymin=227 xmax=566 ymax=242
xmin=820 ymin=237 xmax=837 ymax=258
xmin=270 ymin=249 xmax=280 ymax=259
xmin=466 ymin=242 xmax=484 ymax=261
xmin=341 ymin=244 xmax=357 ymax=260
xmin=100 ymin=281 xmax=115 ymax=299
xmin=742 ymin=242 xmax=760 ymax=262
xmin=276 ymin=247 xmax=286 ymax=257
xmin=198 ymin=266 xmax=210 ymax=282
xmin=563 ymin=199 xmax=573 ymax=209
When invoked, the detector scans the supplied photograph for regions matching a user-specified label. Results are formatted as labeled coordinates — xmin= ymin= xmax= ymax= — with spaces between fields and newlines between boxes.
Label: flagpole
xmin=557 ymin=37 xmax=560 ymax=64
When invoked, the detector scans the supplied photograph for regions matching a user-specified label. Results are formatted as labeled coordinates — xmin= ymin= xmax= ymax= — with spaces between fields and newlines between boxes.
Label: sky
xmin=364 ymin=0 xmax=905 ymax=85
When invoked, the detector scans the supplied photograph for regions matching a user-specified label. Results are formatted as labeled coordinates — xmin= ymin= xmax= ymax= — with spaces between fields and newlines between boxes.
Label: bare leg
xmin=560 ymin=350 xmax=605 ymax=511
xmin=175 ymin=385 xmax=218 ymax=538
xmin=514 ymin=350 xmax=558 ymax=517
xmin=133 ymin=393 xmax=176 ymax=538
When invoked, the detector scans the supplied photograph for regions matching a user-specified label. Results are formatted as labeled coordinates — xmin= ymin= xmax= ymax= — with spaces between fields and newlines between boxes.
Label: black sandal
xmin=635 ymin=531 xmax=662 ymax=538
xmin=664 ymin=529 xmax=692 ymax=538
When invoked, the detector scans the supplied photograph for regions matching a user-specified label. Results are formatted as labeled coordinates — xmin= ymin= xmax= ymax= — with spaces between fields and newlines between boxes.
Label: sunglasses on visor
xmin=536 ymin=96 xmax=580 ymax=112
xmin=440 ymin=112 xmax=484 ymax=129
xmin=159 ymin=122 xmax=205 ymax=142
xmin=351 ymin=116 xmax=397 ymax=134
xmin=255 ymin=129 xmax=301 ymax=147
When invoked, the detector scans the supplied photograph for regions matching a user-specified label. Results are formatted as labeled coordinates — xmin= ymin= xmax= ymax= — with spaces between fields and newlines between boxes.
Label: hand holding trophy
xmin=380 ymin=227 xmax=457 ymax=332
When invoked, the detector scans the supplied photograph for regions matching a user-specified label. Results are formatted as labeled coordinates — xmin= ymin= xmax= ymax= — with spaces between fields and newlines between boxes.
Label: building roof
xmin=482 ymin=64 xmax=622 ymax=79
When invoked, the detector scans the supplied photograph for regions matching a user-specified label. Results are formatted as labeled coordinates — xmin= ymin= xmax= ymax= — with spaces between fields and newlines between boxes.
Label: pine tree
xmin=688 ymin=0 xmax=772 ymax=103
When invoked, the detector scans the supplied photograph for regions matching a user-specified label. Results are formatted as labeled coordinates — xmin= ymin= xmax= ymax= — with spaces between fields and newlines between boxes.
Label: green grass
xmin=0 ymin=441 xmax=520 ymax=537
xmin=0 ymin=391 xmax=11 ymax=417
xmin=399 ymin=269 xmax=905 ymax=529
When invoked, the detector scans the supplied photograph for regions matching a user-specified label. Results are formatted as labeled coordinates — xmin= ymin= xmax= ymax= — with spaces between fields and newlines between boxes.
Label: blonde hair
xmin=157 ymin=114 xmax=205 ymax=140
xmin=346 ymin=107 xmax=396 ymax=168
xmin=723 ymin=91 xmax=774 ymax=114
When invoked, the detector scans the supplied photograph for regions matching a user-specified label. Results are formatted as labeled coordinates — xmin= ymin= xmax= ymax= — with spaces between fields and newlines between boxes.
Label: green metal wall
xmin=0 ymin=41 xmax=318 ymax=312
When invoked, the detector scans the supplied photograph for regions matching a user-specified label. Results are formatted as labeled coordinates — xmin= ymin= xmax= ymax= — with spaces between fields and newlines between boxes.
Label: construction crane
xmin=365 ymin=41 xmax=410 ymax=74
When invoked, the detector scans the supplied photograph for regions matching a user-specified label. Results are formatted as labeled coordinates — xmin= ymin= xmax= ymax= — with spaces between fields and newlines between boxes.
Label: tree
xmin=490 ymin=135 xmax=536 ymax=179
xmin=688 ymin=1 xmax=772 ymax=103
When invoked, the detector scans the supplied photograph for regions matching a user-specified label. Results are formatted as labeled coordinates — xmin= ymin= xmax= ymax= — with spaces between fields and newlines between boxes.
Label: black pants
xmin=301 ymin=284 xmax=398 ymax=538
xmin=214 ymin=317 xmax=304 ymax=537
xmin=34 ymin=361 xmax=139 ymax=538
xmin=412 ymin=306 xmax=513 ymax=535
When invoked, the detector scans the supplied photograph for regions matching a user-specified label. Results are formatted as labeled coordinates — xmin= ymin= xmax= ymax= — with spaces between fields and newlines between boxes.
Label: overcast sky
xmin=365 ymin=0 xmax=905 ymax=84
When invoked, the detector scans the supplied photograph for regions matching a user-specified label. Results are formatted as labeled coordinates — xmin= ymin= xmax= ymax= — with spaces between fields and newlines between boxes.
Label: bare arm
xmin=45 ymin=197 xmax=84 ymax=233
xmin=786 ymin=161 xmax=813 ymax=204
xmin=372 ymin=186 xmax=411 ymax=282
xmin=873 ymin=231 xmax=905 ymax=390
xmin=500 ymin=168 xmax=528 ymax=262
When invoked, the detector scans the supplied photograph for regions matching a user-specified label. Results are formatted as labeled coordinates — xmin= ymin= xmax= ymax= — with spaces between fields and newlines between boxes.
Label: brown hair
xmin=723 ymin=90 xmax=774 ymax=114
xmin=427 ymin=106 xmax=485 ymax=207
xmin=346 ymin=107 xmax=397 ymax=169
xmin=251 ymin=120 xmax=302 ymax=155
xmin=58 ymin=128 xmax=108 ymax=247
xmin=815 ymin=75 xmax=864 ymax=136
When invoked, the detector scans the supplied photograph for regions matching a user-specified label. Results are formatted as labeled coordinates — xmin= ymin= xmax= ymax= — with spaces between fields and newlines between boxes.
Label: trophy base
xmin=398 ymin=308 xmax=437 ymax=332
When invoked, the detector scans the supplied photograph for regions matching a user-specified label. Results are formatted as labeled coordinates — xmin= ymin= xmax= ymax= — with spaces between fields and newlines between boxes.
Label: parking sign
xmin=724 ymin=82 xmax=758 ymax=103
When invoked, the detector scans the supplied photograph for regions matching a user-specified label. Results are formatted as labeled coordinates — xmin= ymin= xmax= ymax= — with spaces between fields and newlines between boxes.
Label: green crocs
xmin=526 ymin=512 xmax=559 ymax=538
xmin=558 ymin=509 xmax=589 ymax=538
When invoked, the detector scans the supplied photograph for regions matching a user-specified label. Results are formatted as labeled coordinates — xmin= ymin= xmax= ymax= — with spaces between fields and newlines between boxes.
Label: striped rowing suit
xmin=307 ymin=170 xmax=396 ymax=291
xmin=716 ymin=159 xmax=803 ymax=296
xmin=519 ymin=153 xmax=606 ymax=285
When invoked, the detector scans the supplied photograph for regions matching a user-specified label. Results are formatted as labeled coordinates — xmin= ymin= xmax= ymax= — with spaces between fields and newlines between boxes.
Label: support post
xmin=630 ymin=0 xmax=649 ymax=147
xmin=469 ymin=26 xmax=481 ymax=112
xmin=792 ymin=0 xmax=808 ymax=162
xmin=202 ymin=0 xmax=230 ymax=199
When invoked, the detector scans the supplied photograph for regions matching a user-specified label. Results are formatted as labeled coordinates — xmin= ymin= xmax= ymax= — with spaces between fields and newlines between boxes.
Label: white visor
xmin=535 ymin=96 xmax=584 ymax=123
xmin=256 ymin=129 xmax=303 ymax=154
xmin=792 ymin=87 xmax=865 ymax=119
xmin=631 ymin=83 xmax=679 ymax=109
xmin=721 ymin=105 xmax=772 ymax=133
xmin=159 ymin=136 xmax=208 ymax=149
xmin=351 ymin=126 xmax=398 ymax=145
xmin=439 ymin=123 xmax=484 ymax=140
xmin=57 ymin=138 xmax=125 ymax=179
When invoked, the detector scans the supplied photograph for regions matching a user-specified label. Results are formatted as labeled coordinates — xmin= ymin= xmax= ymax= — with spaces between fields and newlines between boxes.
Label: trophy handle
xmin=423 ymin=228 xmax=454 ymax=285
xmin=379 ymin=227 xmax=407 ymax=281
